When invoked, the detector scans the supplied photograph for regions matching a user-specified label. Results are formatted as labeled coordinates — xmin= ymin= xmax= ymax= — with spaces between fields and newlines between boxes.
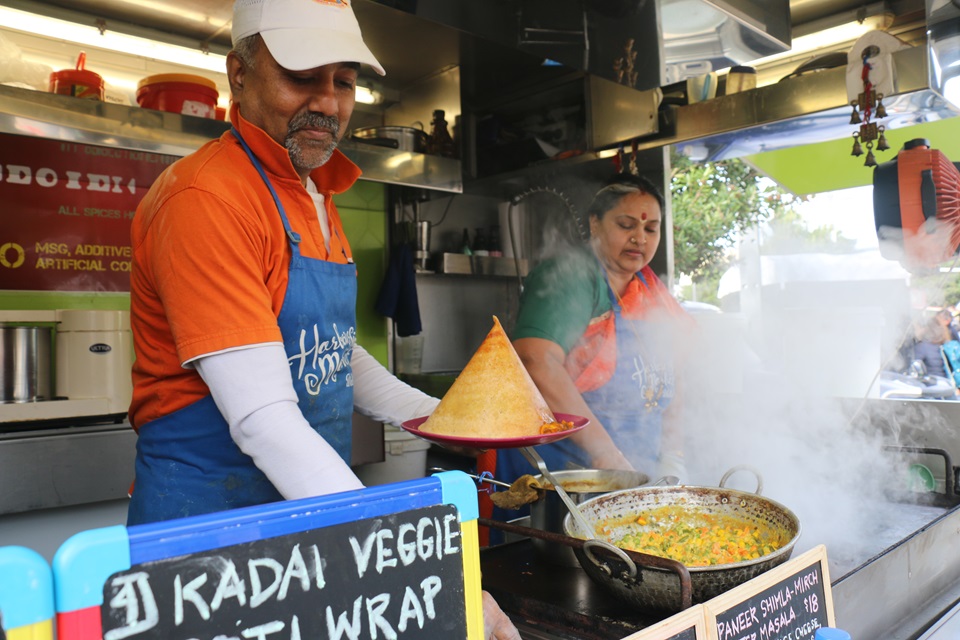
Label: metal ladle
xmin=520 ymin=446 xmax=638 ymax=577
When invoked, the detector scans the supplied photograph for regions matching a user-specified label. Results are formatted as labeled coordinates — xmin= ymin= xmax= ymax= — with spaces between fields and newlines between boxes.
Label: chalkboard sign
xmin=623 ymin=604 xmax=708 ymax=640
xmin=53 ymin=473 xmax=484 ymax=640
xmin=703 ymin=545 xmax=833 ymax=640
xmin=100 ymin=503 xmax=465 ymax=639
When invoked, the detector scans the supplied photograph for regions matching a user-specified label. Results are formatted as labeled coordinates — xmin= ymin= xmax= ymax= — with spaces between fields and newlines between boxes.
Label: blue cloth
xmin=942 ymin=340 xmax=960 ymax=386
xmin=375 ymin=242 xmax=422 ymax=336
xmin=128 ymin=128 xmax=358 ymax=525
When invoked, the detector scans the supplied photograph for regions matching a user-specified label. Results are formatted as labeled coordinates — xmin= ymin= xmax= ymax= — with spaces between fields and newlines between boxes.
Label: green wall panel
xmin=335 ymin=181 xmax=390 ymax=368
xmin=745 ymin=115 xmax=960 ymax=196
xmin=0 ymin=291 xmax=129 ymax=311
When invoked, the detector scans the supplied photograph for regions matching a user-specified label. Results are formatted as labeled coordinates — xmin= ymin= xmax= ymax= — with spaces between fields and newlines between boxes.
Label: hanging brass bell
xmin=877 ymin=128 xmax=890 ymax=151
xmin=850 ymin=102 xmax=862 ymax=125
xmin=851 ymin=133 xmax=863 ymax=157
xmin=876 ymin=95 xmax=887 ymax=119
xmin=864 ymin=144 xmax=877 ymax=167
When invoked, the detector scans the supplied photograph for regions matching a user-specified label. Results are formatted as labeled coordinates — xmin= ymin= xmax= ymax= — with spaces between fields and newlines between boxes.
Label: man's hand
xmin=483 ymin=591 xmax=521 ymax=640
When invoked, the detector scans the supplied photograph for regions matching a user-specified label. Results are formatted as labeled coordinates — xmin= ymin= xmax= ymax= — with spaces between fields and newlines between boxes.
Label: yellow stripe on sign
xmin=7 ymin=619 xmax=53 ymax=640
xmin=460 ymin=519 xmax=485 ymax=640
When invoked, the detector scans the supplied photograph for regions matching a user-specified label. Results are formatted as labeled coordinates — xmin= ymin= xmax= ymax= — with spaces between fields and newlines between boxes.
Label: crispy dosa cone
xmin=420 ymin=316 xmax=556 ymax=438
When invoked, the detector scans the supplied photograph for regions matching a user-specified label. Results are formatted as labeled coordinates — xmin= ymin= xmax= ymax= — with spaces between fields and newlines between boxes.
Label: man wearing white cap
xmin=127 ymin=2 xmax=522 ymax=633
xmin=128 ymin=1 xmax=522 ymax=633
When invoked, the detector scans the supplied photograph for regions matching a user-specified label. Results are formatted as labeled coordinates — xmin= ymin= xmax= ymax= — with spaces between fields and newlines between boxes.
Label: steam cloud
xmin=678 ymin=241 xmax=951 ymax=580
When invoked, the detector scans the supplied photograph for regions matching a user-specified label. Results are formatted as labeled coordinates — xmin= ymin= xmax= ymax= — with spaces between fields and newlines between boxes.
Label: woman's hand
xmin=590 ymin=447 xmax=635 ymax=471
xmin=483 ymin=591 xmax=521 ymax=640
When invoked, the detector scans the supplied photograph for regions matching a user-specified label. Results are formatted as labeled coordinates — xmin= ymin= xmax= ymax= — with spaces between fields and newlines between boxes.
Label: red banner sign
xmin=0 ymin=133 xmax=178 ymax=292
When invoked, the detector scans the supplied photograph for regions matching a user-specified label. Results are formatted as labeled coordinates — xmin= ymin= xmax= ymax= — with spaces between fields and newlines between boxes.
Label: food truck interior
xmin=2 ymin=0 xmax=960 ymax=638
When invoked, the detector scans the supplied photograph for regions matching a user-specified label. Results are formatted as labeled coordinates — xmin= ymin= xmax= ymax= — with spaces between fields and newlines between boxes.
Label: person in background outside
xmin=936 ymin=307 xmax=960 ymax=342
xmin=127 ymin=2 xmax=518 ymax=636
xmin=913 ymin=314 xmax=950 ymax=378
xmin=493 ymin=173 xmax=692 ymax=498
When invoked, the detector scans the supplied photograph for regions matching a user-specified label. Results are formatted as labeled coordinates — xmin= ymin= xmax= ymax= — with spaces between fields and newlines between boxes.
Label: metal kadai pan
xmin=562 ymin=467 xmax=801 ymax=612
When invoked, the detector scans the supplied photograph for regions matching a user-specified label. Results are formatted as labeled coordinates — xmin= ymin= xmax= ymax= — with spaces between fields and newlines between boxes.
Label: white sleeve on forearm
xmin=194 ymin=344 xmax=364 ymax=500
xmin=351 ymin=344 xmax=440 ymax=425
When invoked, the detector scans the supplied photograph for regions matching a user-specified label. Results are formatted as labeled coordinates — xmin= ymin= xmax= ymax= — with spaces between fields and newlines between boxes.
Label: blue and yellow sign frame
xmin=52 ymin=472 xmax=482 ymax=639
xmin=0 ymin=545 xmax=54 ymax=640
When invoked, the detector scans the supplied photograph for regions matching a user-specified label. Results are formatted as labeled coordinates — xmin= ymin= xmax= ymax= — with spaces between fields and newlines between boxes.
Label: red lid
xmin=50 ymin=68 xmax=103 ymax=86
xmin=137 ymin=73 xmax=218 ymax=93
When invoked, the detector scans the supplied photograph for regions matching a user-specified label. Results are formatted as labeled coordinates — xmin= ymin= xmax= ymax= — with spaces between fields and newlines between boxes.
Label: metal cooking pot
xmin=351 ymin=126 xmax=428 ymax=153
xmin=1 ymin=325 xmax=53 ymax=403
xmin=562 ymin=468 xmax=801 ymax=612
xmin=530 ymin=469 xmax=650 ymax=567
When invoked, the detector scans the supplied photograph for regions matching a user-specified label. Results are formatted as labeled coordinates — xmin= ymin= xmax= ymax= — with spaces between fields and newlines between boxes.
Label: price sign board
xmin=0 ymin=132 xmax=176 ymax=292
xmin=622 ymin=604 xmax=708 ymax=640
xmin=52 ymin=474 xmax=483 ymax=640
xmin=703 ymin=545 xmax=833 ymax=640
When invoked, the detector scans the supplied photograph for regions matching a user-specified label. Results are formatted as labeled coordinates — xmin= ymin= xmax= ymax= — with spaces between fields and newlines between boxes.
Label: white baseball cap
xmin=232 ymin=0 xmax=385 ymax=75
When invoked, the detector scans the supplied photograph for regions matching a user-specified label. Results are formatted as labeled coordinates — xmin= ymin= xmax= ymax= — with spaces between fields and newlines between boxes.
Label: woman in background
xmin=494 ymin=173 xmax=691 ymax=494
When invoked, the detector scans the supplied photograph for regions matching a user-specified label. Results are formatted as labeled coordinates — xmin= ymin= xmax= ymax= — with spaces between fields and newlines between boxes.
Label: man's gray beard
xmin=285 ymin=113 xmax=340 ymax=172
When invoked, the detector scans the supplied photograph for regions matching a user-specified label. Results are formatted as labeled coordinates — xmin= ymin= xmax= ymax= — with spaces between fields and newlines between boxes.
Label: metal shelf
xmin=0 ymin=84 xmax=462 ymax=192
xmin=431 ymin=253 xmax=529 ymax=278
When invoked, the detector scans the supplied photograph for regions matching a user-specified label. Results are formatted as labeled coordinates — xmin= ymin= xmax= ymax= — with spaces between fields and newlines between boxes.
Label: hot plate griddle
xmin=481 ymin=539 xmax=665 ymax=640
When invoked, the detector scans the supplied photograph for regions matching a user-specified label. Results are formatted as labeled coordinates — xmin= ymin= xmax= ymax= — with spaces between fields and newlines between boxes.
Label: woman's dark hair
xmin=586 ymin=173 xmax=665 ymax=221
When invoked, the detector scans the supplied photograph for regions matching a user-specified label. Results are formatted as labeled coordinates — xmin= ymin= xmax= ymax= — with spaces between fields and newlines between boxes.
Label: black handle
xmin=354 ymin=136 xmax=400 ymax=149
xmin=883 ymin=445 xmax=956 ymax=497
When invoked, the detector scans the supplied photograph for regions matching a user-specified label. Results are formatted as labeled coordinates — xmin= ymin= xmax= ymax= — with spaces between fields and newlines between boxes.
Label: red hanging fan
xmin=874 ymin=138 xmax=960 ymax=271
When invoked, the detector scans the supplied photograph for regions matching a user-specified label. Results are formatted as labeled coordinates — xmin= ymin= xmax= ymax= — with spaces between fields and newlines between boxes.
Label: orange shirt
xmin=129 ymin=105 xmax=361 ymax=429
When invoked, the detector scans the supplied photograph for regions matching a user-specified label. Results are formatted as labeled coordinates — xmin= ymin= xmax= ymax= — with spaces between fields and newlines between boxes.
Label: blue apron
xmin=494 ymin=273 xmax=675 ymax=520
xmin=128 ymin=129 xmax=357 ymax=525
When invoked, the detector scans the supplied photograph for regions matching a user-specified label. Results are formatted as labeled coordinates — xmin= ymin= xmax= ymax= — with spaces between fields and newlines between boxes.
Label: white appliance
xmin=0 ymin=309 xmax=132 ymax=425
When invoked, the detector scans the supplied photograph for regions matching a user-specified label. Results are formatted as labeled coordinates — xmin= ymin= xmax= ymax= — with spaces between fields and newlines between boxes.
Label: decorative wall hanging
xmin=844 ymin=30 xmax=909 ymax=167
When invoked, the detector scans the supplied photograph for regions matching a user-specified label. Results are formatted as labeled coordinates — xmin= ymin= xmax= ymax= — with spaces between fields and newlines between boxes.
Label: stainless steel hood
xmin=927 ymin=0 xmax=960 ymax=111
xmin=0 ymin=0 xmax=791 ymax=92
xmin=659 ymin=0 xmax=792 ymax=82
xmin=633 ymin=43 xmax=960 ymax=163
xmin=3 ymin=0 xmax=951 ymax=174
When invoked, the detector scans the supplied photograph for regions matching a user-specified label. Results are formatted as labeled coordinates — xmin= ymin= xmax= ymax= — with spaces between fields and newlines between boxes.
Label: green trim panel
xmin=746 ymin=116 xmax=960 ymax=196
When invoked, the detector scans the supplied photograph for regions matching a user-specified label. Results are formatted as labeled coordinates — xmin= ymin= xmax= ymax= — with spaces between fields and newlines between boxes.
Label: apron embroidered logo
xmin=289 ymin=322 xmax=356 ymax=394
xmin=631 ymin=354 xmax=672 ymax=410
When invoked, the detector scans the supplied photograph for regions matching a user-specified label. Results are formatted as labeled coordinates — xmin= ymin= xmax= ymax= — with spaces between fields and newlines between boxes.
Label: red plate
xmin=400 ymin=413 xmax=588 ymax=450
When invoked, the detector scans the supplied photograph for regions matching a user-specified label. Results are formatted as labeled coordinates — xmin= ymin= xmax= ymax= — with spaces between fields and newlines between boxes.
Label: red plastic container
xmin=49 ymin=52 xmax=104 ymax=100
xmin=136 ymin=73 xmax=218 ymax=119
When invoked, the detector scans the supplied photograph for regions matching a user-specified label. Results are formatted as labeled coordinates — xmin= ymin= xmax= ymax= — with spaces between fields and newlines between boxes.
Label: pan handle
xmin=583 ymin=539 xmax=638 ymax=580
xmin=719 ymin=465 xmax=764 ymax=495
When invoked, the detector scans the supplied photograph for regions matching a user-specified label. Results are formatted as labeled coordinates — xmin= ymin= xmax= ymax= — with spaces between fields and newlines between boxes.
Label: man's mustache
xmin=288 ymin=113 xmax=340 ymax=137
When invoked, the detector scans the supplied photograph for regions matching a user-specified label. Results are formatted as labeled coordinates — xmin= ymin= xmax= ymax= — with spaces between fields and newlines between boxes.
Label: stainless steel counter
xmin=0 ymin=411 xmax=385 ymax=515
xmin=834 ymin=503 xmax=960 ymax=639
xmin=0 ymin=421 xmax=136 ymax=515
